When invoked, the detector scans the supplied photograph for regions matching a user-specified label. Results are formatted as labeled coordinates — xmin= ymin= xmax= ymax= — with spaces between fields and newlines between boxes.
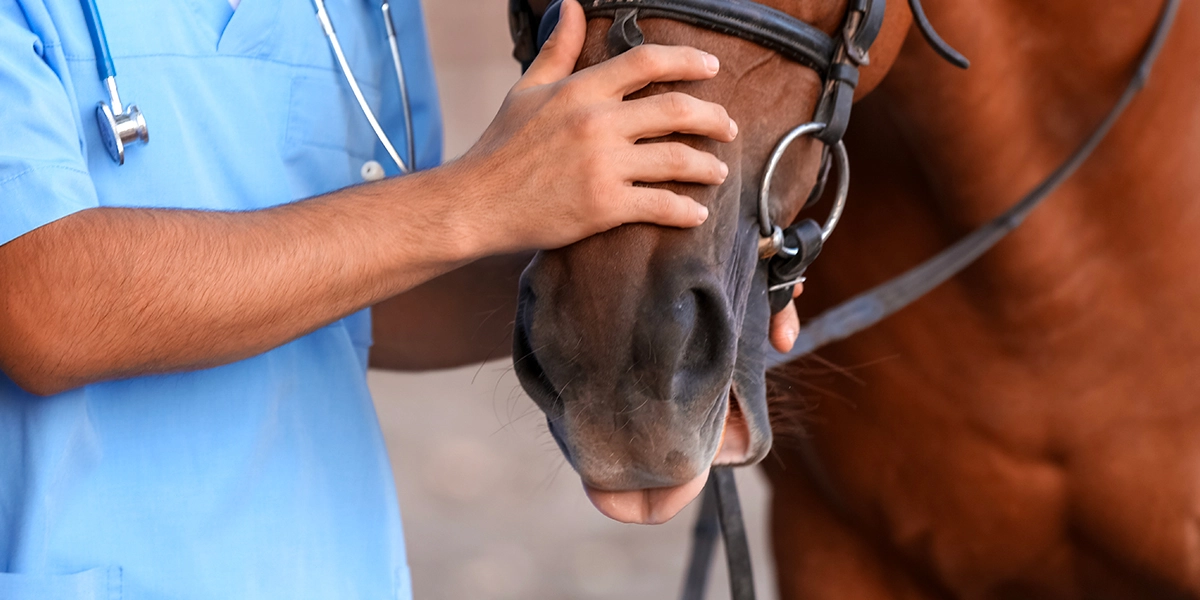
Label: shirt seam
xmin=0 ymin=164 xmax=90 ymax=189
xmin=56 ymin=50 xmax=357 ymax=77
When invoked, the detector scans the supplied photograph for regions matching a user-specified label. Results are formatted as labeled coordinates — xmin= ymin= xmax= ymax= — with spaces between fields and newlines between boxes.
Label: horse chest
xmin=771 ymin=329 xmax=1200 ymax=597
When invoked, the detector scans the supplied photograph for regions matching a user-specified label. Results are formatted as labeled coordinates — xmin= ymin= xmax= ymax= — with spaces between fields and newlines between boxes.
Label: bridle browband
xmin=578 ymin=0 xmax=839 ymax=71
xmin=507 ymin=1 xmax=1182 ymax=599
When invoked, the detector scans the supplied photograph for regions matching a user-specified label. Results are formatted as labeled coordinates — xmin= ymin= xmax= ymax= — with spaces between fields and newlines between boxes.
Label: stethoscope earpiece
xmin=96 ymin=100 xmax=148 ymax=166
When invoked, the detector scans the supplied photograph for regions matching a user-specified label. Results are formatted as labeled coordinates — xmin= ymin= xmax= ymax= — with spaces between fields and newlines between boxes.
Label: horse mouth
xmin=580 ymin=392 xmax=752 ymax=525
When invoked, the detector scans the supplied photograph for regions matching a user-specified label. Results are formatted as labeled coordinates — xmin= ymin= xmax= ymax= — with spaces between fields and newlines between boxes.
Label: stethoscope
xmin=79 ymin=0 xmax=416 ymax=175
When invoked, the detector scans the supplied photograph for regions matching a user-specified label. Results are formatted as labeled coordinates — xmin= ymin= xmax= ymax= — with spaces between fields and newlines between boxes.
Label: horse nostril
xmin=678 ymin=287 xmax=726 ymax=378
xmin=512 ymin=286 xmax=562 ymax=414
xmin=635 ymin=281 xmax=735 ymax=403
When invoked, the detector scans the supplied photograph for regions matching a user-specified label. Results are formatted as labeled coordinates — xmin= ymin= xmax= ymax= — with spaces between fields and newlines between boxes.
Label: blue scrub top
xmin=0 ymin=0 xmax=443 ymax=598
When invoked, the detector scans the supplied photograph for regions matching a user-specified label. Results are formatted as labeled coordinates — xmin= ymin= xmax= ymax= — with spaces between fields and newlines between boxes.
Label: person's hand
xmin=769 ymin=283 xmax=804 ymax=353
xmin=455 ymin=0 xmax=737 ymax=255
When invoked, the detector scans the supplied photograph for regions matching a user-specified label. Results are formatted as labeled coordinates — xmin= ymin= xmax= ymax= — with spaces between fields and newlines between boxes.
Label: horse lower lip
xmin=581 ymin=397 xmax=750 ymax=524
xmin=582 ymin=466 xmax=711 ymax=525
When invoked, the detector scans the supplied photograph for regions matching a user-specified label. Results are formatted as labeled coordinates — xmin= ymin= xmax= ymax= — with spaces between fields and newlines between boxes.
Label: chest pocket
xmin=286 ymin=73 xmax=379 ymax=161
xmin=274 ymin=0 xmax=388 ymax=196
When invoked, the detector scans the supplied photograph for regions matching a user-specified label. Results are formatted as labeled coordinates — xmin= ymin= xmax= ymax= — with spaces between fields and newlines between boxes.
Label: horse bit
xmin=508 ymin=0 xmax=1181 ymax=598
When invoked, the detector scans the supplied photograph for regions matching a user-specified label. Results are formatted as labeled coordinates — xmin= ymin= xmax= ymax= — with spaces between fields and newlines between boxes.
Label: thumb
xmin=514 ymin=0 xmax=586 ymax=90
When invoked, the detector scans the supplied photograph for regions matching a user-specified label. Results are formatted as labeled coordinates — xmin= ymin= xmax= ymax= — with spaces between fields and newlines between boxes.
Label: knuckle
xmin=663 ymin=143 xmax=690 ymax=167
xmin=557 ymin=78 xmax=586 ymax=102
xmin=571 ymin=107 xmax=605 ymax=138
xmin=540 ymin=35 xmax=561 ymax=55
xmin=584 ymin=151 xmax=613 ymax=182
xmin=628 ymin=45 xmax=662 ymax=74
xmin=713 ymin=103 xmax=731 ymax=125
xmin=707 ymin=157 xmax=724 ymax=180
xmin=663 ymin=92 xmax=693 ymax=119
xmin=653 ymin=192 xmax=680 ymax=219
xmin=588 ymin=183 xmax=611 ymax=215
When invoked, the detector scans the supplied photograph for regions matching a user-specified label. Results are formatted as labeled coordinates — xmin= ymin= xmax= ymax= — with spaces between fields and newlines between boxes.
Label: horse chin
xmin=581 ymin=393 xmax=755 ymax=524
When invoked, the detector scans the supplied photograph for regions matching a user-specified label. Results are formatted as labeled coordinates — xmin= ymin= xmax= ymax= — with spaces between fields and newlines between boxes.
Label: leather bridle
xmin=510 ymin=0 xmax=967 ymax=314
xmin=507 ymin=0 xmax=1182 ymax=598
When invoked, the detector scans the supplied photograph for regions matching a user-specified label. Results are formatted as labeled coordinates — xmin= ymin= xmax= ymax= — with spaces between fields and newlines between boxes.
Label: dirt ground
xmin=367 ymin=1 xmax=779 ymax=598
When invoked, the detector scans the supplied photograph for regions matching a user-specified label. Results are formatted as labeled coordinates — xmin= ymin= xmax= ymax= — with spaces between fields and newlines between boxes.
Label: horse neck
xmin=859 ymin=0 xmax=1200 ymax=321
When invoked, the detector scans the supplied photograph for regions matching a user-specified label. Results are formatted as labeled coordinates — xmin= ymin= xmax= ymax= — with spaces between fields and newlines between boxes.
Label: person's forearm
xmin=0 ymin=22 xmax=741 ymax=395
xmin=370 ymin=252 xmax=532 ymax=371
xmin=0 ymin=165 xmax=483 ymax=395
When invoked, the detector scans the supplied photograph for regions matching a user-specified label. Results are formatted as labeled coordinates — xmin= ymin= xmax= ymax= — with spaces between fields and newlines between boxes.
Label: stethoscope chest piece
xmin=80 ymin=0 xmax=149 ymax=165
xmin=96 ymin=100 xmax=148 ymax=165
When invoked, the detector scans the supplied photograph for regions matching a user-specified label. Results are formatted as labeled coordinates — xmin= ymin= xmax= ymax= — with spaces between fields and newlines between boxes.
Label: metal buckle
xmin=841 ymin=9 xmax=870 ymax=66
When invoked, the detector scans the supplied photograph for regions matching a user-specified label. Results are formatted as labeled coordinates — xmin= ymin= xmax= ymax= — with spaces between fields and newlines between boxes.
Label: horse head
xmin=511 ymin=0 xmax=919 ymax=523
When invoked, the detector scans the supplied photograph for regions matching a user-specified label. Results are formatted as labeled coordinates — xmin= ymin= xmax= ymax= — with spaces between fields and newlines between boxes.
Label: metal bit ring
xmin=758 ymin=122 xmax=850 ymax=257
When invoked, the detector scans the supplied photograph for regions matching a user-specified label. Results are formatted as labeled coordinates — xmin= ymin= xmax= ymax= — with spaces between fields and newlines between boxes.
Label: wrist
xmin=422 ymin=154 xmax=517 ymax=260
xmin=377 ymin=161 xmax=488 ymax=266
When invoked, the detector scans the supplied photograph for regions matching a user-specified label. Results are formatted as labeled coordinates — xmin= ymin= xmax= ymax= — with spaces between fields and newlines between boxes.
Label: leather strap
xmin=852 ymin=0 xmax=886 ymax=54
xmin=813 ymin=0 xmax=881 ymax=144
xmin=715 ymin=468 xmax=756 ymax=600
xmin=907 ymin=0 xmax=969 ymax=69
xmin=509 ymin=0 xmax=541 ymax=71
xmin=680 ymin=468 xmax=756 ymax=600
xmin=770 ymin=0 xmax=1181 ymax=367
xmin=680 ymin=482 xmax=719 ymax=600
xmin=581 ymin=0 xmax=837 ymax=72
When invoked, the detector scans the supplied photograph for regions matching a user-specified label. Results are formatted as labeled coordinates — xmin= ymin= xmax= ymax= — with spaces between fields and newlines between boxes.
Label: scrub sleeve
xmin=0 ymin=0 xmax=98 ymax=246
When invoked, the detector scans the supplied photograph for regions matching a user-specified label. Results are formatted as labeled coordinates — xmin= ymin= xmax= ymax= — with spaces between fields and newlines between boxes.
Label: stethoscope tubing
xmin=313 ymin=0 xmax=415 ymax=174
xmin=78 ymin=0 xmax=116 ymax=80
xmin=381 ymin=1 xmax=417 ymax=172
xmin=81 ymin=0 xmax=417 ymax=172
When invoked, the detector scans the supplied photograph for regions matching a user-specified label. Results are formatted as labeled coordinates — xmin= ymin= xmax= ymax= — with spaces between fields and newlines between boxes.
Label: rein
xmin=507 ymin=1 xmax=1182 ymax=599
xmin=770 ymin=0 xmax=1182 ymax=367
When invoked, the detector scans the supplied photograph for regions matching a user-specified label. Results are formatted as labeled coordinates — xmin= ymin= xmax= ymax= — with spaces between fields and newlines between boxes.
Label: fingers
xmin=770 ymin=300 xmax=800 ymax=353
xmin=617 ymin=92 xmax=738 ymax=142
xmin=626 ymin=143 xmax=729 ymax=186
xmin=624 ymin=188 xmax=709 ymax=229
xmin=584 ymin=45 xmax=721 ymax=98
xmin=770 ymin=283 xmax=804 ymax=353
xmin=514 ymin=0 xmax=586 ymax=91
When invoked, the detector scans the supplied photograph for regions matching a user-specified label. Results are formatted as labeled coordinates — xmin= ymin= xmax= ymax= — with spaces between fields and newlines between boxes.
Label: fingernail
xmin=698 ymin=205 xmax=709 ymax=222
xmin=703 ymin=53 xmax=719 ymax=73
xmin=784 ymin=327 xmax=797 ymax=341
xmin=729 ymin=119 xmax=738 ymax=139
xmin=718 ymin=161 xmax=729 ymax=180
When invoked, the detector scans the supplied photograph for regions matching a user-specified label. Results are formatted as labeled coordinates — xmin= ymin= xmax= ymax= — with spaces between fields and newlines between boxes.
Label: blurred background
xmin=367 ymin=1 xmax=779 ymax=598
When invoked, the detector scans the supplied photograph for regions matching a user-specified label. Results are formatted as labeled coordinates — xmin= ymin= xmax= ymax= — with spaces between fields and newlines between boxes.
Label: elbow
xmin=2 ymin=369 xmax=69 ymax=398
xmin=0 ymin=345 xmax=76 ymax=398
xmin=0 ymin=311 xmax=78 ymax=398
xmin=0 ymin=361 xmax=73 ymax=398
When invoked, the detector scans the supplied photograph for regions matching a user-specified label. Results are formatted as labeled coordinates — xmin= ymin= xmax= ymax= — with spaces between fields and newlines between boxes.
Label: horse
xmin=510 ymin=0 xmax=1200 ymax=596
